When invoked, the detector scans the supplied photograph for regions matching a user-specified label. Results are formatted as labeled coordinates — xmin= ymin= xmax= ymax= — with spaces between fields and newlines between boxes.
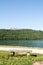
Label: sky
xmin=0 ymin=0 xmax=43 ymax=30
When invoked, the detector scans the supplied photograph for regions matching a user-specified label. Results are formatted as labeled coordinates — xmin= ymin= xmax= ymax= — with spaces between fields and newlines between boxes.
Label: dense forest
xmin=0 ymin=29 xmax=43 ymax=40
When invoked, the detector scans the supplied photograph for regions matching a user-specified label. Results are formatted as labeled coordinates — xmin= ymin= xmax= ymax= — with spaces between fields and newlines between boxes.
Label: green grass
xmin=0 ymin=51 xmax=43 ymax=65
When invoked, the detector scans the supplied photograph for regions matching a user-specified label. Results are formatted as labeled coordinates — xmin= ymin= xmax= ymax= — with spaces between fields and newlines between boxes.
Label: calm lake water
xmin=0 ymin=40 xmax=43 ymax=48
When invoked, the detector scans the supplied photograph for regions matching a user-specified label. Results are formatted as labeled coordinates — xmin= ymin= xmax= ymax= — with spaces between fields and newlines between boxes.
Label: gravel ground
xmin=33 ymin=61 xmax=43 ymax=65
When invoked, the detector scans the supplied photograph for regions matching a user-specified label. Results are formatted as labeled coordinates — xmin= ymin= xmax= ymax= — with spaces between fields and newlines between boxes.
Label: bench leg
xmin=13 ymin=52 xmax=15 ymax=56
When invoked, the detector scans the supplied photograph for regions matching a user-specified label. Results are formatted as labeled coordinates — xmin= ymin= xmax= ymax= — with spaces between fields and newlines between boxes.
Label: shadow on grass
xmin=10 ymin=53 xmax=27 ymax=57
xmin=30 ymin=54 xmax=37 ymax=57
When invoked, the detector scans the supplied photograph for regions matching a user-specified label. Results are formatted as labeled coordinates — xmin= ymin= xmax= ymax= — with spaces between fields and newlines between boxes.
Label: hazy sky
xmin=0 ymin=0 xmax=43 ymax=30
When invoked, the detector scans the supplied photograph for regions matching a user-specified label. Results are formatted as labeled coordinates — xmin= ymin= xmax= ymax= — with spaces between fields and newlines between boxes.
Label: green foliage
xmin=0 ymin=29 xmax=43 ymax=40
xmin=0 ymin=51 xmax=43 ymax=65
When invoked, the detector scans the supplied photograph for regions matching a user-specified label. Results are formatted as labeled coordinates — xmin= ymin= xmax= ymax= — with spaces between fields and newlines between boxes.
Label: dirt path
xmin=33 ymin=61 xmax=43 ymax=65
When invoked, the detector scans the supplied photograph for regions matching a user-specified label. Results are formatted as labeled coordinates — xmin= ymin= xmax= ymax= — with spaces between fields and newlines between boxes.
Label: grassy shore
xmin=0 ymin=51 xmax=43 ymax=65
xmin=0 ymin=46 xmax=43 ymax=65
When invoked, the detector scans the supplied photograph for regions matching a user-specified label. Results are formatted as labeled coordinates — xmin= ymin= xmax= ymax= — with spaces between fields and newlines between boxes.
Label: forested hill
xmin=0 ymin=29 xmax=43 ymax=40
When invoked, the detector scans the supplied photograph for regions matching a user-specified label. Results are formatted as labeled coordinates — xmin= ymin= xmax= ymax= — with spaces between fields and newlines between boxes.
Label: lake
xmin=0 ymin=40 xmax=43 ymax=48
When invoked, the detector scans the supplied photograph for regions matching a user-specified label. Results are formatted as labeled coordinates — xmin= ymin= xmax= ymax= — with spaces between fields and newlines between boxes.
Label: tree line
xmin=0 ymin=29 xmax=43 ymax=40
